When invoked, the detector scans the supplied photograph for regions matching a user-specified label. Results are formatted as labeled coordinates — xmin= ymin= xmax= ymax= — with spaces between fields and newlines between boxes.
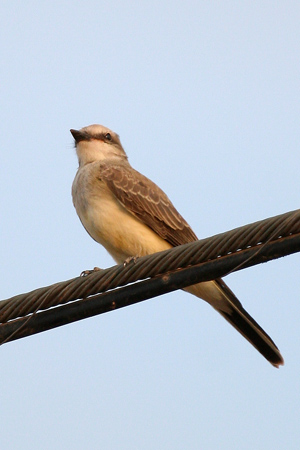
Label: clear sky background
xmin=1 ymin=1 xmax=299 ymax=449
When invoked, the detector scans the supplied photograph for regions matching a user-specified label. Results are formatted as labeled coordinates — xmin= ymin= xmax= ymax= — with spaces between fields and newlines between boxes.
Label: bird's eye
xmin=105 ymin=133 xmax=112 ymax=141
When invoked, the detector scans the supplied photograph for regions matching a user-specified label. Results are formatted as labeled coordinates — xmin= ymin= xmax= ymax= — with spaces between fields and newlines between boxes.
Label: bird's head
xmin=70 ymin=124 xmax=128 ymax=166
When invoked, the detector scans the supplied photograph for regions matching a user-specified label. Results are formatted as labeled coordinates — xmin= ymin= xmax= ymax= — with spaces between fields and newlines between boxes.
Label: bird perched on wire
xmin=71 ymin=124 xmax=284 ymax=367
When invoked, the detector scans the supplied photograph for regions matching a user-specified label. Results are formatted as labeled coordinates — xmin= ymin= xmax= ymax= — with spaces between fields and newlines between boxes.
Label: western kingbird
xmin=71 ymin=124 xmax=283 ymax=367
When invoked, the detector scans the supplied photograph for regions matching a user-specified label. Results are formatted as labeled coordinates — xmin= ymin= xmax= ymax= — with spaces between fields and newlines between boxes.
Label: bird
xmin=71 ymin=124 xmax=284 ymax=367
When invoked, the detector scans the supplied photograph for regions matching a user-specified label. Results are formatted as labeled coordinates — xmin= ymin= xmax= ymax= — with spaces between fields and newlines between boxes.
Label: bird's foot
xmin=123 ymin=256 xmax=139 ymax=267
xmin=80 ymin=266 xmax=102 ymax=277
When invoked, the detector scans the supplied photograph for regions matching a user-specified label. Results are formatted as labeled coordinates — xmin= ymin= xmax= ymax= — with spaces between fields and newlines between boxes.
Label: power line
xmin=0 ymin=209 xmax=299 ymax=344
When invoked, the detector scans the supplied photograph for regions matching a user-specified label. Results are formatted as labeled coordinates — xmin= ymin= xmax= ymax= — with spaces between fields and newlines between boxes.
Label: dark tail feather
xmin=215 ymin=279 xmax=284 ymax=368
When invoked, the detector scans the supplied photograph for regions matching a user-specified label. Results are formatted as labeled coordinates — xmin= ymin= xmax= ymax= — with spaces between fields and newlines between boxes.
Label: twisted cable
xmin=0 ymin=209 xmax=299 ymax=326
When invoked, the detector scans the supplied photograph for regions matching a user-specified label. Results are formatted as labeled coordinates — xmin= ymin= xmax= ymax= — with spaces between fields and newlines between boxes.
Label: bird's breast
xmin=72 ymin=166 xmax=171 ymax=264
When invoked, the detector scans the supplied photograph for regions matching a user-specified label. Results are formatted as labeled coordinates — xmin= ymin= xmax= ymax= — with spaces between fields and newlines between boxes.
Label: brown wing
xmin=98 ymin=162 xmax=198 ymax=246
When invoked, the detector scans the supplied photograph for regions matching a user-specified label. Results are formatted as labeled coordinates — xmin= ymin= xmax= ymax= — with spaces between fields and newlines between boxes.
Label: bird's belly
xmin=78 ymin=193 xmax=172 ymax=264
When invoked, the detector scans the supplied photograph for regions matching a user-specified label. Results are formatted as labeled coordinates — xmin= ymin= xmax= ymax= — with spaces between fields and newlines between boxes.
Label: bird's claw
xmin=123 ymin=256 xmax=139 ymax=267
xmin=80 ymin=266 xmax=102 ymax=277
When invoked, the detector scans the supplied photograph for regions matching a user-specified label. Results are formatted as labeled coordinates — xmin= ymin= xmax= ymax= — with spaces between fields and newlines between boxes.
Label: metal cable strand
xmin=0 ymin=209 xmax=299 ymax=323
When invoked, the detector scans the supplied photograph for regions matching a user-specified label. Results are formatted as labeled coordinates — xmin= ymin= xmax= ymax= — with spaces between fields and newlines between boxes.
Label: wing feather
xmin=97 ymin=163 xmax=197 ymax=246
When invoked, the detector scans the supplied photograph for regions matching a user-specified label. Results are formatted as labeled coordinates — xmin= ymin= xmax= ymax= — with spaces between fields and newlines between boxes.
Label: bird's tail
xmin=184 ymin=279 xmax=284 ymax=367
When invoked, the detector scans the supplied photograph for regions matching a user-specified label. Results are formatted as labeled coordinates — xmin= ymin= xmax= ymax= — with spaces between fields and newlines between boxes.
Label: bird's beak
xmin=70 ymin=129 xmax=90 ymax=143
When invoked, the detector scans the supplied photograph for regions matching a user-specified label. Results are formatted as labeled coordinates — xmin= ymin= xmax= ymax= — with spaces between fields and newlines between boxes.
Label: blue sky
xmin=1 ymin=2 xmax=300 ymax=449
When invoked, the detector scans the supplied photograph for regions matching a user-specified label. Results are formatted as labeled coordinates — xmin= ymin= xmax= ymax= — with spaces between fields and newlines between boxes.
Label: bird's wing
xmin=98 ymin=162 xmax=198 ymax=246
